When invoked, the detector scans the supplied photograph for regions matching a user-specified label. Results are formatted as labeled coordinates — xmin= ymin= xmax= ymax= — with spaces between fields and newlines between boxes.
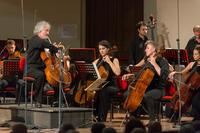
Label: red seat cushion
xmin=28 ymin=91 xmax=36 ymax=96
xmin=116 ymin=76 xmax=128 ymax=91
xmin=23 ymin=76 xmax=35 ymax=82
xmin=46 ymin=90 xmax=55 ymax=95
xmin=63 ymin=88 xmax=70 ymax=92
xmin=162 ymin=95 xmax=173 ymax=100
xmin=3 ymin=86 xmax=16 ymax=92
xmin=45 ymin=88 xmax=70 ymax=96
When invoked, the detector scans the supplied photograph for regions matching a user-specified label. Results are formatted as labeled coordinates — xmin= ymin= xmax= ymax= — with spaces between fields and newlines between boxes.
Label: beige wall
xmin=144 ymin=0 xmax=200 ymax=49
xmin=0 ymin=0 xmax=84 ymax=48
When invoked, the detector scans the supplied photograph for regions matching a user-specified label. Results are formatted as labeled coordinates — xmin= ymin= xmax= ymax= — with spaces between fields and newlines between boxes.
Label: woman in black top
xmin=93 ymin=40 xmax=121 ymax=122
xmin=26 ymin=21 xmax=58 ymax=108
xmin=169 ymin=46 xmax=200 ymax=120
xmin=123 ymin=40 xmax=169 ymax=122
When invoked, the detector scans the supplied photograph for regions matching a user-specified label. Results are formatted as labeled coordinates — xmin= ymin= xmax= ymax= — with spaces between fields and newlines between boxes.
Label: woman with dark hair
xmin=93 ymin=40 xmax=121 ymax=122
xmin=169 ymin=46 xmax=200 ymax=121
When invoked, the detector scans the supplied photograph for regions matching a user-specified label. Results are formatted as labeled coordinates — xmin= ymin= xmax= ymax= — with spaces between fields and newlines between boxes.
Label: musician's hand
xmin=53 ymin=42 xmax=57 ymax=47
xmin=148 ymin=55 xmax=157 ymax=65
xmin=58 ymin=44 xmax=65 ymax=50
xmin=103 ymin=55 xmax=111 ymax=63
xmin=168 ymin=71 xmax=176 ymax=80
xmin=53 ymin=42 xmax=65 ymax=49
xmin=122 ymin=73 xmax=134 ymax=80
xmin=169 ymin=64 xmax=174 ymax=72
xmin=63 ymin=55 xmax=71 ymax=61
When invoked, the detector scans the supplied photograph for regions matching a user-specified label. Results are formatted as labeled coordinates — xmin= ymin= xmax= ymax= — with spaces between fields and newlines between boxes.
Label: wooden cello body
xmin=40 ymin=51 xmax=72 ymax=87
xmin=172 ymin=68 xmax=200 ymax=113
xmin=74 ymin=80 xmax=95 ymax=105
xmin=74 ymin=59 xmax=109 ymax=105
xmin=123 ymin=68 xmax=155 ymax=112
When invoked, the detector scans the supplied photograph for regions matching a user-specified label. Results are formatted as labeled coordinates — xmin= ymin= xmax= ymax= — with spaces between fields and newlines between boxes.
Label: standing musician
xmin=185 ymin=25 xmax=200 ymax=62
xmin=26 ymin=21 xmax=60 ymax=108
xmin=169 ymin=46 xmax=200 ymax=121
xmin=0 ymin=39 xmax=23 ymax=90
xmin=123 ymin=40 xmax=169 ymax=123
xmin=129 ymin=21 xmax=148 ymax=66
xmin=93 ymin=40 xmax=121 ymax=122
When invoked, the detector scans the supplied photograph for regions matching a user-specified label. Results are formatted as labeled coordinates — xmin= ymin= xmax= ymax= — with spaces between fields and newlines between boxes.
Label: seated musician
xmin=169 ymin=46 xmax=200 ymax=121
xmin=0 ymin=39 xmax=23 ymax=90
xmin=123 ymin=40 xmax=169 ymax=123
xmin=26 ymin=21 xmax=60 ymax=108
xmin=93 ymin=40 xmax=121 ymax=122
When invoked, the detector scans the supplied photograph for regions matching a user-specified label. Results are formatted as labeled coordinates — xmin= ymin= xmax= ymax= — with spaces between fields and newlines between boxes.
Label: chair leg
xmin=110 ymin=101 xmax=114 ymax=122
xmin=31 ymin=83 xmax=34 ymax=107
xmin=17 ymin=86 xmax=22 ymax=106
xmin=3 ymin=92 xmax=6 ymax=103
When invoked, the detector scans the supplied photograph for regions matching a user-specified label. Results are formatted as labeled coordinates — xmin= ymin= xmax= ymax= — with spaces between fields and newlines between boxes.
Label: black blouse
xmin=96 ymin=57 xmax=117 ymax=86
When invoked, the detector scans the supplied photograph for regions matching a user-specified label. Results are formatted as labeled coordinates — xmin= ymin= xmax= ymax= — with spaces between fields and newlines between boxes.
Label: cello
xmin=123 ymin=62 xmax=155 ymax=112
xmin=171 ymin=65 xmax=200 ymax=113
xmin=74 ymin=58 xmax=110 ymax=105
xmin=74 ymin=53 xmax=113 ymax=105
xmin=40 ymin=41 xmax=72 ymax=87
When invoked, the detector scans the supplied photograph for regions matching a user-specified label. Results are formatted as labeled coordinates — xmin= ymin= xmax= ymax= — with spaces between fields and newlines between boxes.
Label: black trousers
xmin=143 ymin=89 xmax=163 ymax=121
xmin=27 ymin=67 xmax=45 ymax=103
xmin=95 ymin=85 xmax=118 ymax=121
xmin=0 ymin=76 xmax=18 ymax=90
xmin=191 ymin=89 xmax=200 ymax=120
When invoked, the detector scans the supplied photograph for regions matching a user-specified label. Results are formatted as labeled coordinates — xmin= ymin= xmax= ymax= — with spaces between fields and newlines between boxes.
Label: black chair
xmin=110 ymin=76 xmax=127 ymax=122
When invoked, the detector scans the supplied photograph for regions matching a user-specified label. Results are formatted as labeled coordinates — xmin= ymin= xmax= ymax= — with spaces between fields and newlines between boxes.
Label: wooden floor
xmin=0 ymin=112 xmax=193 ymax=133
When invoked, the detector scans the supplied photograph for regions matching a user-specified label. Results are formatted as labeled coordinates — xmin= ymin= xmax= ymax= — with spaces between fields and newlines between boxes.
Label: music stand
xmin=75 ymin=61 xmax=107 ymax=92
xmin=75 ymin=62 xmax=107 ymax=127
xmin=162 ymin=49 xmax=189 ymax=126
xmin=3 ymin=59 xmax=21 ymax=79
xmin=69 ymin=48 xmax=96 ymax=63
xmin=162 ymin=49 xmax=189 ymax=66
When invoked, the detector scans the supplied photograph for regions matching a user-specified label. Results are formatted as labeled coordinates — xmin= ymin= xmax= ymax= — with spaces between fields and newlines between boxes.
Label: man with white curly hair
xmin=26 ymin=21 xmax=59 ymax=108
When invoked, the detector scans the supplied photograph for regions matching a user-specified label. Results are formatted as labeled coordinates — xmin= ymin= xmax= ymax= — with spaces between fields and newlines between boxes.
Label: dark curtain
xmin=86 ymin=0 xmax=144 ymax=58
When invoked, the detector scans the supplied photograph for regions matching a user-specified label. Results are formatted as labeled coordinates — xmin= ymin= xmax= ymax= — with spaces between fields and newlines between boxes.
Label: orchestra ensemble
xmin=0 ymin=20 xmax=199 ymax=125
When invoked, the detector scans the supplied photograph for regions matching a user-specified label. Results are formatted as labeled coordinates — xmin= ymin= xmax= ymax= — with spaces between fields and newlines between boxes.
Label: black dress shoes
xmin=35 ymin=102 xmax=42 ymax=108
xmin=52 ymin=101 xmax=66 ymax=107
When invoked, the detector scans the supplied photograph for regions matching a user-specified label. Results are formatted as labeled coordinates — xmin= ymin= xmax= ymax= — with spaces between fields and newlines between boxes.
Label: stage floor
xmin=0 ymin=104 xmax=193 ymax=133
xmin=0 ymin=113 xmax=193 ymax=133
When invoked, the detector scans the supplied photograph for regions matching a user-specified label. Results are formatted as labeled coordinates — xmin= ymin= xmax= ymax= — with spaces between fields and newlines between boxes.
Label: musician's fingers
xmin=122 ymin=75 xmax=126 ymax=80
xmin=53 ymin=42 xmax=57 ymax=45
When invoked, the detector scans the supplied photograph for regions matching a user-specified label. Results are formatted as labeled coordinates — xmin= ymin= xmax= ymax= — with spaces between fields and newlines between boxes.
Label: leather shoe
xmin=52 ymin=101 xmax=66 ymax=107
xmin=52 ymin=101 xmax=59 ymax=107
xmin=35 ymin=102 xmax=42 ymax=108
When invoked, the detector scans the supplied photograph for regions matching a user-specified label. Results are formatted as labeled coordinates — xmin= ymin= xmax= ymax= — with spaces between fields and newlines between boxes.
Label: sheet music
xmin=3 ymin=59 xmax=20 ymax=78
xmin=84 ymin=62 xmax=107 ymax=91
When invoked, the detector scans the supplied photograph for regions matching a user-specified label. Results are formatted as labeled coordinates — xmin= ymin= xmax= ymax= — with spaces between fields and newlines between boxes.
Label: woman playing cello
xmin=169 ymin=46 xmax=200 ymax=121
xmin=123 ymin=40 xmax=169 ymax=123
xmin=93 ymin=40 xmax=121 ymax=122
